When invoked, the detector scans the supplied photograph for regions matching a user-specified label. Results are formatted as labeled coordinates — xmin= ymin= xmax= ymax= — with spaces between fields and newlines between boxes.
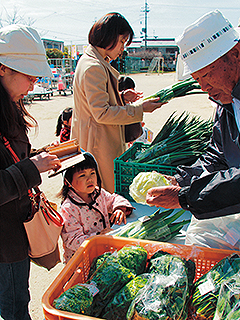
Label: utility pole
xmin=142 ymin=1 xmax=150 ymax=50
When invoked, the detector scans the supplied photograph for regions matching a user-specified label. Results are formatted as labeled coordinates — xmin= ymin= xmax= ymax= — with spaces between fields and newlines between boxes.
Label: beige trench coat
xmin=71 ymin=45 xmax=143 ymax=193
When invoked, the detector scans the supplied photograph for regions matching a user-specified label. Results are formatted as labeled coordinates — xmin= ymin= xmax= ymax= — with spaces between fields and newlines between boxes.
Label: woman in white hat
xmin=146 ymin=10 xmax=240 ymax=219
xmin=0 ymin=24 xmax=61 ymax=319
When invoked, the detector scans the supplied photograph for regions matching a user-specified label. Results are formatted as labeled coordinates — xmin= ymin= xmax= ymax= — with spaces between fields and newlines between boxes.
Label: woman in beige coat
xmin=71 ymin=13 xmax=165 ymax=193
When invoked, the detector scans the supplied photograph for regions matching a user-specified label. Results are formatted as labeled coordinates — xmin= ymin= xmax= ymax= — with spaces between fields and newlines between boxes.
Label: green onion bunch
xmin=143 ymin=77 xmax=203 ymax=103
xmin=113 ymin=208 xmax=190 ymax=242
xmin=133 ymin=111 xmax=213 ymax=167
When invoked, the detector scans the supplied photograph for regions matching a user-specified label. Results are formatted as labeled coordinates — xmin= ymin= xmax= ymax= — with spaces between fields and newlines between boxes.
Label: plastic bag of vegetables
xmin=88 ymin=251 xmax=112 ymax=279
xmin=102 ymin=274 xmax=151 ymax=320
xmin=53 ymin=283 xmax=94 ymax=315
xmin=129 ymin=171 xmax=170 ymax=204
xmin=115 ymin=245 xmax=148 ymax=275
xmin=213 ymin=271 xmax=240 ymax=320
xmin=127 ymin=256 xmax=189 ymax=320
xmin=190 ymin=253 xmax=240 ymax=319
xmin=89 ymin=246 xmax=148 ymax=317
xmin=147 ymin=250 xmax=196 ymax=286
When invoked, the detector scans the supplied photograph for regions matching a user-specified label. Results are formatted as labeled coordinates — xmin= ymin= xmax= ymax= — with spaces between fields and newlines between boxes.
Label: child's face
xmin=71 ymin=168 xmax=97 ymax=198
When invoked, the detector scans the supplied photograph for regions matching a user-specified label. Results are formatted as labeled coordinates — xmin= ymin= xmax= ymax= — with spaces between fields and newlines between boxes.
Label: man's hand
xmin=146 ymin=186 xmax=182 ymax=208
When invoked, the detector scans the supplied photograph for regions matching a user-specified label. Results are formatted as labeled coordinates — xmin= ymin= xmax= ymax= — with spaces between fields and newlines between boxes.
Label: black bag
xmin=107 ymin=69 xmax=143 ymax=143
xmin=124 ymin=123 xmax=143 ymax=143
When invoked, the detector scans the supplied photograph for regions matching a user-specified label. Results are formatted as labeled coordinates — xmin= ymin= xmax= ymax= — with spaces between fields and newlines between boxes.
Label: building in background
xmin=127 ymin=37 xmax=179 ymax=71
xmin=42 ymin=38 xmax=64 ymax=52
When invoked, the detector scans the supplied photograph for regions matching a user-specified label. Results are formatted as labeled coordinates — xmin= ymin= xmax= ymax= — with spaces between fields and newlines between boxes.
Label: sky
xmin=0 ymin=0 xmax=239 ymax=45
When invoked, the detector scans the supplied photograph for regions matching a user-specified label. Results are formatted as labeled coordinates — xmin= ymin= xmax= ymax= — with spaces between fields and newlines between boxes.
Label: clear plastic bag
xmin=103 ymin=274 xmax=151 ymax=320
xmin=213 ymin=271 xmax=240 ymax=320
xmin=185 ymin=213 xmax=240 ymax=251
xmin=53 ymin=283 xmax=93 ymax=315
xmin=89 ymin=245 xmax=148 ymax=317
xmin=127 ymin=255 xmax=189 ymax=320
xmin=190 ymin=253 xmax=240 ymax=319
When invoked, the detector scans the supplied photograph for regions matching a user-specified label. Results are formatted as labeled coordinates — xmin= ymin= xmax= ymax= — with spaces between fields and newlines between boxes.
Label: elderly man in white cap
xmin=146 ymin=10 xmax=240 ymax=220
xmin=0 ymin=25 xmax=61 ymax=319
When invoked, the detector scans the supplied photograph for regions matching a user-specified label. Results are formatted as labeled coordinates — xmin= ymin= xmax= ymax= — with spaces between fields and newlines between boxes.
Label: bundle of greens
xmin=53 ymin=284 xmax=93 ymax=315
xmin=190 ymin=253 xmax=240 ymax=319
xmin=143 ymin=77 xmax=202 ymax=103
xmin=88 ymin=251 xmax=112 ymax=279
xmin=214 ymin=272 xmax=240 ymax=320
xmin=89 ymin=255 xmax=136 ymax=317
xmin=132 ymin=111 xmax=213 ymax=167
xmin=127 ymin=256 xmax=190 ymax=320
xmin=115 ymin=245 xmax=148 ymax=275
xmin=112 ymin=208 xmax=190 ymax=243
xmin=147 ymin=250 xmax=196 ymax=286
xmin=88 ymin=245 xmax=148 ymax=317
xmin=102 ymin=274 xmax=151 ymax=320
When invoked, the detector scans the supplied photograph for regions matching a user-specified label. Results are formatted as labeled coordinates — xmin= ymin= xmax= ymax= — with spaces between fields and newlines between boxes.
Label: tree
xmin=1 ymin=6 xmax=35 ymax=26
xmin=46 ymin=48 xmax=63 ymax=59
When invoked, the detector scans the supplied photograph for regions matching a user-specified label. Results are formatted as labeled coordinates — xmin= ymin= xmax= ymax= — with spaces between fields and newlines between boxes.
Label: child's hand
xmin=110 ymin=209 xmax=127 ymax=225
xmin=99 ymin=227 xmax=113 ymax=235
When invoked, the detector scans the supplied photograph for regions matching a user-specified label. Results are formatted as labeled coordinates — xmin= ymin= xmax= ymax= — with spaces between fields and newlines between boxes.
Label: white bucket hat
xmin=0 ymin=24 xmax=52 ymax=78
xmin=176 ymin=10 xmax=239 ymax=76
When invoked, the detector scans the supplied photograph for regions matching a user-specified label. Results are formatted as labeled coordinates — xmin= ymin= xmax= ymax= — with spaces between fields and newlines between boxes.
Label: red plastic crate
xmin=42 ymin=235 xmax=240 ymax=320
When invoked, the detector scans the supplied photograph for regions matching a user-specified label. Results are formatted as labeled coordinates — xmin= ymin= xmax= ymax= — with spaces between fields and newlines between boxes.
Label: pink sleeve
xmin=102 ymin=189 xmax=134 ymax=213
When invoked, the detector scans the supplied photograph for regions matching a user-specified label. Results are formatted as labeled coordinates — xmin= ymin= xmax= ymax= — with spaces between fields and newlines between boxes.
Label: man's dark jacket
xmin=176 ymin=80 xmax=240 ymax=219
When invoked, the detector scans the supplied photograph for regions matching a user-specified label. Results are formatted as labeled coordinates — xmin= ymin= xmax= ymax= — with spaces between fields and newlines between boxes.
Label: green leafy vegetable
xmin=147 ymin=250 xmax=196 ymax=285
xmin=127 ymin=255 xmax=190 ymax=320
xmin=53 ymin=284 xmax=93 ymax=315
xmin=116 ymin=245 xmax=148 ymax=275
xmin=190 ymin=253 xmax=240 ymax=319
xmin=88 ymin=251 xmax=112 ymax=279
xmin=214 ymin=272 xmax=240 ymax=320
xmin=102 ymin=274 xmax=151 ymax=320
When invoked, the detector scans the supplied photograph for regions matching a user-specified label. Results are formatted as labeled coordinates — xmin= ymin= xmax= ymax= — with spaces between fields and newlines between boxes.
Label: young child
xmin=55 ymin=107 xmax=73 ymax=142
xmin=58 ymin=152 xmax=134 ymax=263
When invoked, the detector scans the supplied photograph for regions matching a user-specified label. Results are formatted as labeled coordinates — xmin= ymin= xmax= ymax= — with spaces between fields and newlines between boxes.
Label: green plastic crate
xmin=114 ymin=142 xmax=177 ymax=201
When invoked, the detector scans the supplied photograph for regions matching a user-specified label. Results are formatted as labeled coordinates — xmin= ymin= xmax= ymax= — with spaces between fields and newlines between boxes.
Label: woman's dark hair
xmin=118 ymin=76 xmax=135 ymax=91
xmin=88 ymin=12 xmax=134 ymax=50
xmin=56 ymin=107 xmax=73 ymax=136
xmin=60 ymin=153 xmax=102 ymax=201
xmin=0 ymin=75 xmax=37 ymax=139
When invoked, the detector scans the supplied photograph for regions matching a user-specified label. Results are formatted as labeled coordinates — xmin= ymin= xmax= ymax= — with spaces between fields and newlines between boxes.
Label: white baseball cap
xmin=0 ymin=24 xmax=52 ymax=77
xmin=176 ymin=10 xmax=239 ymax=76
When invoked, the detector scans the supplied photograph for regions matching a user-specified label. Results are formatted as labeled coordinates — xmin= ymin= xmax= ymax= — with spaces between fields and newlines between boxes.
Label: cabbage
xmin=129 ymin=171 xmax=170 ymax=204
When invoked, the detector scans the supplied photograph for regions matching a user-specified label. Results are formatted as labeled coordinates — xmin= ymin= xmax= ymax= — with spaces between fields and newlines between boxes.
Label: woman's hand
xmin=146 ymin=186 xmax=182 ymax=208
xmin=142 ymin=98 xmax=167 ymax=113
xmin=30 ymin=152 xmax=61 ymax=173
xmin=122 ymin=89 xmax=143 ymax=103
xmin=110 ymin=209 xmax=127 ymax=225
